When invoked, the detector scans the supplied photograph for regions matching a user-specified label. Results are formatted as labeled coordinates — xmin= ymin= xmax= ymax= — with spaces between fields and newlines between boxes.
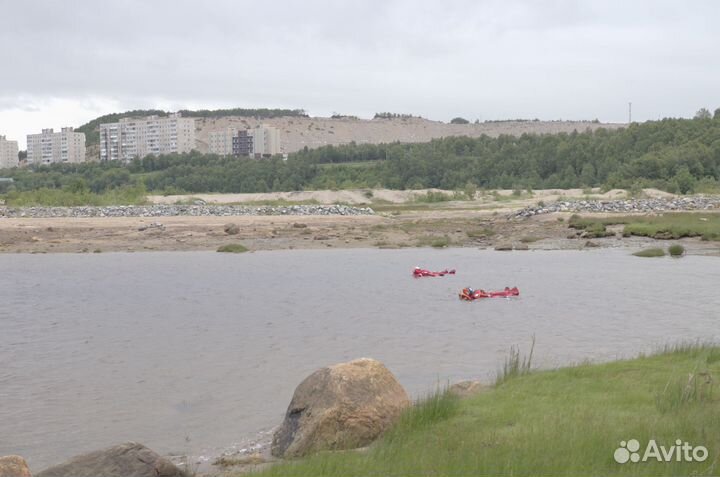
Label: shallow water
xmin=1 ymin=249 xmax=718 ymax=469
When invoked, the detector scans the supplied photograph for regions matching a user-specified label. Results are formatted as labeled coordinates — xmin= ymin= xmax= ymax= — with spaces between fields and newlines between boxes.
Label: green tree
xmin=579 ymin=163 xmax=596 ymax=187
xmin=694 ymin=108 xmax=712 ymax=120
xmin=66 ymin=178 xmax=89 ymax=194
xmin=450 ymin=117 xmax=470 ymax=124
xmin=674 ymin=166 xmax=696 ymax=194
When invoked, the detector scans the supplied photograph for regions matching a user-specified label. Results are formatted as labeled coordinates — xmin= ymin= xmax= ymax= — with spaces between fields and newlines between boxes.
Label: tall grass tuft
xmin=496 ymin=335 xmax=535 ymax=385
xmin=383 ymin=388 xmax=460 ymax=444
xmin=655 ymin=368 xmax=714 ymax=413
xmin=654 ymin=342 xmax=717 ymax=413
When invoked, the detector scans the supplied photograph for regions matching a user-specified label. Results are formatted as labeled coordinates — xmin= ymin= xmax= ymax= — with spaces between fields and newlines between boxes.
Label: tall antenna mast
xmin=628 ymin=102 xmax=632 ymax=123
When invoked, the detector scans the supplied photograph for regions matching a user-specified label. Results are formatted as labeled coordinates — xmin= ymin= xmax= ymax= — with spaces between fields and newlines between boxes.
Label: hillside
xmin=192 ymin=116 xmax=625 ymax=154
xmin=76 ymin=108 xmax=625 ymax=159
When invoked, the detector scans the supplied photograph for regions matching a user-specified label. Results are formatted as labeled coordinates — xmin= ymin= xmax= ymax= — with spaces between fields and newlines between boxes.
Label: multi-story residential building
xmin=26 ymin=128 xmax=86 ymax=165
xmin=208 ymin=128 xmax=236 ymax=155
xmin=232 ymin=130 xmax=254 ymax=156
xmin=99 ymin=112 xmax=196 ymax=162
xmin=209 ymin=125 xmax=281 ymax=157
xmin=251 ymin=125 xmax=281 ymax=157
xmin=0 ymin=135 xmax=19 ymax=169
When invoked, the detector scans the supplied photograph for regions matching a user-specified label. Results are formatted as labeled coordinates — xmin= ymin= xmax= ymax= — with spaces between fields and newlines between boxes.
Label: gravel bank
xmin=512 ymin=196 xmax=720 ymax=219
xmin=0 ymin=204 xmax=375 ymax=219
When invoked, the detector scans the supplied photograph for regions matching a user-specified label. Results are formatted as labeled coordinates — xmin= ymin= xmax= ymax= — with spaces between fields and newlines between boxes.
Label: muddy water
xmin=1 ymin=249 xmax=718 ymax=469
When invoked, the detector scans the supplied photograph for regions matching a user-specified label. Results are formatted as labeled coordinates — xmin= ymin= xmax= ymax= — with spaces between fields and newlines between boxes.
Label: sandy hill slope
xmin=193 ymin=116 xmax=626 ymax=154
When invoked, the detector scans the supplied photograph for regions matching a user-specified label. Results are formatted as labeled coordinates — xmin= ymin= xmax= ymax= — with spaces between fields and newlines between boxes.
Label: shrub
xmin=463 ymin=182 xmax=477 ymax=200
xmin=217 ymin=243 xmax=249 ymax=253
xmin=668 ymin=244 xmax=685 ymax=257
xmin=431 ymin=236 xmax=450 ymax=248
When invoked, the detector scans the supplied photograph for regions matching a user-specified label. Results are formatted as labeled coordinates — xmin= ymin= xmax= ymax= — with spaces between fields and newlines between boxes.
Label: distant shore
xmin=0 ymin=188 xmax=718 ymax=255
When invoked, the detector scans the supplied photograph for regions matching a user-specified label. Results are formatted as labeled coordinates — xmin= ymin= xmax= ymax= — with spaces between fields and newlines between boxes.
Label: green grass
xmin=257 ymin=344 xmax=720 ymax=477
xmin=3 ymin=186 xmax=148 ymax=206
xmin=567 ymin=215 xmax=615 ymax=238
xmin=415 ymin=235 xmax=451 ymax=248
xmin=633 ymin=248 xmax=666 ymax=257
xmin=569 ymin=213 xmax=720 ymax=241
xmin=466 ymin=227 xmax=495 ymax=239
xmin=413 ymin=191 xmax=463 ymax=203
xmin=216 ymin=243 xmax=249 ymax=253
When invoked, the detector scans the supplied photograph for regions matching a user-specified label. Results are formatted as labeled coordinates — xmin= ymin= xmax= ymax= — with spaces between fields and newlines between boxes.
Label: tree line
xmin=3 ymin=113 xmax=720 ymax=197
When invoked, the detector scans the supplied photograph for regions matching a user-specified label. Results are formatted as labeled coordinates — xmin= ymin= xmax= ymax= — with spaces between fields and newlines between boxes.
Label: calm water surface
xmin=1 ymin=249 xmax=718 ymax=469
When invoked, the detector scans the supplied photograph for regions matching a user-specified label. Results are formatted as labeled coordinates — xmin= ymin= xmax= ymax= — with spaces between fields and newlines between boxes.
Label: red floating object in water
xmin=413 ymin=267 xmax=456 ymax=278
xmin=459 ymin=287 xmax=520 ymax=300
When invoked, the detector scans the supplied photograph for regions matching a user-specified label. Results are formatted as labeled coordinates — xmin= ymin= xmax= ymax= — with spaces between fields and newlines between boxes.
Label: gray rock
xmin=448 ymin=380 xmax=488 ymax=399
xmin=224 ymin=223 xmax=240 ymax=235
xmin=0 ymin=455 xmax=32 ymax=477
xmin=271 ymin=358 xmax=410 ymax=458
xmin=35 ymin=442 xmax=184 ymax=477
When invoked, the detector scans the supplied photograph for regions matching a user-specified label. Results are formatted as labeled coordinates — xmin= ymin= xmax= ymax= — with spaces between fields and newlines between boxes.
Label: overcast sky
xmin=1 ymin=0 xmax=719 ymax=148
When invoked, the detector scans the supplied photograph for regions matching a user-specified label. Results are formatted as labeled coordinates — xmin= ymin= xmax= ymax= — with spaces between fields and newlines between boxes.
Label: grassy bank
xmin=2 ymin=186 xmax=148 ymax=207
xmin=256 ymin=345 xmax=720 ymax=476
xmin=569 ymin=212 xmax=720 ymax=241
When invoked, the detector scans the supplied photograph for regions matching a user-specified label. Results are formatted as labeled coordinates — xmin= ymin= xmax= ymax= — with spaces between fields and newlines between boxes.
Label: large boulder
xmin=35 ymin=442 xmax=183 ymax=477
xmin=271 ymin=358 xmax=410 ymax=458
xmin=0 ymin=456 xmax=32 ymax=477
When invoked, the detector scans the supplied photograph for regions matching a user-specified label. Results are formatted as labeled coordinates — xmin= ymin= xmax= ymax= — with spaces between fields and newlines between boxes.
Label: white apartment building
xmin=208 ymin=128 xmax=236 ymax=155
xmin=26 ymin=128 xmax=86 ymax=165
xmin=0 ymin=135 xmax=19 ymax=169
xmin=251 ymin=125 xmax=281 ymax=157
xmin=208 ymin=125 xmax=281 ymax=157
xmin=99 ymin=113 xmax=196 ymax=162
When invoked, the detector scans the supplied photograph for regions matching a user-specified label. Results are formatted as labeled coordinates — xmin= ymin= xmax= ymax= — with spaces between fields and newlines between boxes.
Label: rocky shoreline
xmin=511 ymin=196 xmax=720 ymax=219
xmin=0 ymin=204 xmax=375 ymax=219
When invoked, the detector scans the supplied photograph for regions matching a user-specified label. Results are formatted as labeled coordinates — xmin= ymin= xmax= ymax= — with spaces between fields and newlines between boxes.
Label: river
xmin=1 ymin=249 xmax=718 ymax=469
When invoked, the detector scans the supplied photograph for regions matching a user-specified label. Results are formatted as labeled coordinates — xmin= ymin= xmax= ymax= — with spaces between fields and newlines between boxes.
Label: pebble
xmin=0 ymin=204 xmax=375 ymax=219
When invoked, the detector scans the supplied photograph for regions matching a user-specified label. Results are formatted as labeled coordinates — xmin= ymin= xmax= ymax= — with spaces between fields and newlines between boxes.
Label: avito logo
xmin=614 ymin=439 xmax=708 ymax=464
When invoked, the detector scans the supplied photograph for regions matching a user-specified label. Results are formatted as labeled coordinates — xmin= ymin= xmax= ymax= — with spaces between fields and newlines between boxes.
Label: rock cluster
xmin=0 ymin=204 xmax=374 ymax=219
xmin=512 ymin=196 xmax=720 ymax=219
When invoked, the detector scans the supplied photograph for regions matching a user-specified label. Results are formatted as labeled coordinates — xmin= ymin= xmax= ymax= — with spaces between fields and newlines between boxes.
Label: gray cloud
xmin=1 ymin=0 xmax=719 ymax=128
